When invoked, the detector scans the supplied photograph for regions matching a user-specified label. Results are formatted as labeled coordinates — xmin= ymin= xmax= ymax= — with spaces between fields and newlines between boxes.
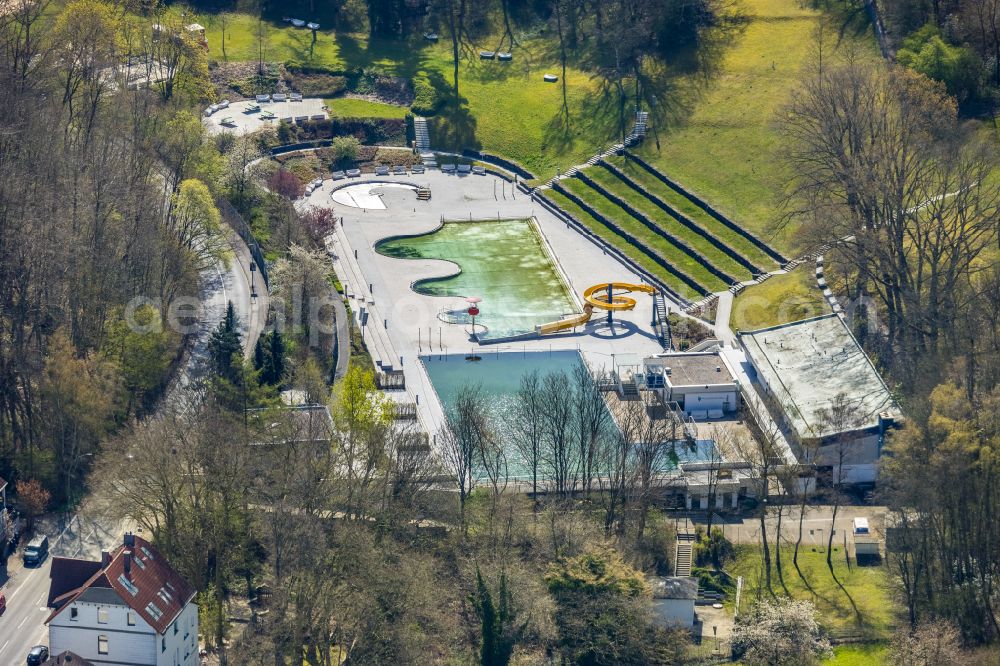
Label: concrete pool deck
xmin=302 ymin=170 xmax=674 ymax=439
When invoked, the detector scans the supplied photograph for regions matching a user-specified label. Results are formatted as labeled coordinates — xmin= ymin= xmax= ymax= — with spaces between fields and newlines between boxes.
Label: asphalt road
xmin=166 ymin=227 xmax=268 ymax=402
xmin=0 ymin=510 xmax=129 ymax=663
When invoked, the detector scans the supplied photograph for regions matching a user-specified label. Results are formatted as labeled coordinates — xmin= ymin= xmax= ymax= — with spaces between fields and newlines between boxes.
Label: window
xmin=127 ymin=612 xmax=136 ymax=626
xmin=70 ymin=607 xmax=78 ymax=621
xmin=173 ymin=620 xmax=178 ymax=635
xmin=98 ymin=635 xmax=108 ymax=655
xmin=97 ymin=607 xmax=108 ymax=624
xmin=161 ymin=637 xmax=166 ymax=653
xmin=145 ymin=601 xmax=163 ymax=621
xmin=118 ymin=573 xmax=139 ymax=596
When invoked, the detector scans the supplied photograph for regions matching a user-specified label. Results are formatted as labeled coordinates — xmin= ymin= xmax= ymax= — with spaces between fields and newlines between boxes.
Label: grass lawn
xmin=634 ymin=0 xmax=877 ymax=253
xmin=543 ymin=189 xmax=701 ymax=301
xmin=824 ymin=643 xmax=889 ymax=665
xmin=606 ymin=156 xmax=780 ymax=270
xmin=325 ymin=97 xmax=408 ymax=118
xmin=561 ymin=178 xmax=727 ymax=295
xmin=193 ymin=12 xmax=609 ymax=175
xmin=729 ymin=545 xmax=899 ymax=640
xmin=730 ymin=268 xmax=830 ymax=331
xmin=584 ymin=166 xmax=753 ymax=282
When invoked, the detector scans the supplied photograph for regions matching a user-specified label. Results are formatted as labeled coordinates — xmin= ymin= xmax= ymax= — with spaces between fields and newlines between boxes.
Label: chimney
xmin=101 ymin=551 xmax=111 ymax=568
xmin=124 ymin=552 xmax=132 ymax=576
xmin=123 ymin=532 xmax=135 ymax=548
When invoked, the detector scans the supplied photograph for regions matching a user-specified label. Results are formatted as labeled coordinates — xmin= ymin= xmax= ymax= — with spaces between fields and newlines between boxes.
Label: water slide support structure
xmin=536 ymin=283 xmax=658 ymax=335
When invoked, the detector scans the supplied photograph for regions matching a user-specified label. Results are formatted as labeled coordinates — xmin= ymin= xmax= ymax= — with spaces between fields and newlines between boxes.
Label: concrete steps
xmin=413 ymin=116 xmax=431 ymax=151
xmin=675 ymin=532 xmax=696 ymax=577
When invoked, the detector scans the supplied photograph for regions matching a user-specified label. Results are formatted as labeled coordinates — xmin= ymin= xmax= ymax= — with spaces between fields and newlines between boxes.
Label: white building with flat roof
xmin=641 ymin=352 xmax=739 ymax=419
xmin=738 ymin=314 xmax=900 ymax=484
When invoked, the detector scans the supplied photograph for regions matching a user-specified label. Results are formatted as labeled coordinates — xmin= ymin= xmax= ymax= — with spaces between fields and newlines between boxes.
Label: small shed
xmin=649 ymin=576 xmax=698 ymax=628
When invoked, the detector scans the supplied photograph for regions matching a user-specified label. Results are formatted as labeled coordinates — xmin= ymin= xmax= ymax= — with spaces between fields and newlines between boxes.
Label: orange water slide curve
xmin=536 ymin=283 xmax=657 ymax=335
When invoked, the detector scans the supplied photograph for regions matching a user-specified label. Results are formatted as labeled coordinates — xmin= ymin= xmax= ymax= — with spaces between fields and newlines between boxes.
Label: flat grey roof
xmin=739 ymin=314 xmax=898 ymax=440
xmin=646 ymin=352 xmax=735 ymax=387
xmin=649 ymin=576 xmax=698 ymax=600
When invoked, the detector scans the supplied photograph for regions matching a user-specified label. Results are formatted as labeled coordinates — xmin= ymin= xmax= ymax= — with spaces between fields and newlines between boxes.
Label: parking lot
xmin=203 ymin=97 xmax=329 ymax=136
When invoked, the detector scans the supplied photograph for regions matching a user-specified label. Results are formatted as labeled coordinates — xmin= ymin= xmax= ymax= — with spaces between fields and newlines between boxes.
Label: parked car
xmin=22 ymin=535 xmax=48 ymax=567
xmin=26 ymin=645 xmax=49 ymax=665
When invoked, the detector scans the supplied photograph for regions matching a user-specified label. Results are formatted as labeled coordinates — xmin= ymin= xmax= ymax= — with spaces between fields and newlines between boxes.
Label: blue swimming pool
xmin=422 ymin=351 xmax=720 ymax=480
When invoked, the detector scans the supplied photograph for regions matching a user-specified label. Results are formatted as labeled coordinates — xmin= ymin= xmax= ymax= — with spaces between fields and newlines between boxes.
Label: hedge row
xmin=280 ymin=118 xmax=407 ymax=146
xmin=598 ymin=161 xmax=765 ymax=276
xmin=461 ymin=149 xmax=536 ymax=181
xmin=552 ymin=182 xmax=712 ymax=296
xmin=624 ymin=152 xmax=788 ymax=264
xmin=574 ymin=172 xmax=737 ymax=285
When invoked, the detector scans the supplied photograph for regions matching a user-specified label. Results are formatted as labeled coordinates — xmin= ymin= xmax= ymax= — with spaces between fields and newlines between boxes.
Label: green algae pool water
xmin=376 ymin=219 xmax=579 ymax=339
xmin=422 ymin=351 xmax=721 ymax=481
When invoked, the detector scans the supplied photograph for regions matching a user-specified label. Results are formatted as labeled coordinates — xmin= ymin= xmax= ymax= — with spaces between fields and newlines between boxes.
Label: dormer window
xmin=70 ymin=607 xmax=78 ymax=621
xmin=98 ymin=607 xmax=108 ymax=624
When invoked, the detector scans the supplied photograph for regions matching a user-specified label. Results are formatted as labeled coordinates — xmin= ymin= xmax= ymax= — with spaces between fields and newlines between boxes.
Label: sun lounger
xmin=260 ymin=111 xmax=276 ymax=120
xmin=543 ymin=74 xmax=558 ymax=83
xmin=479 ymin=51 xmax=495 ymax=60
xmin=310 ymin=114 xmax=326 ymax=121
xmin=244 ymin=104 xmax=260 ymax=113
xmin=290 ymin=93 xmax=303 ymax=101
xmin=272 ymin=93 xmax=287 ymax=102
xmin=457 ymin=164 xmax=472 ymax=174
xmin=375 ymin=166 xmax=390 ymax=176
xmin=441 ymin=164 xmax=456 ymax=173
xmin=255 ymin=94 xmax=271 ymax=103
xmin=472 ymin=165 xmax=486 ymax=175
xmin=281 ymin=117 xmax=293 ymax=123
xmin=294 ymin=116 xmax=309 ymax=123
xmin=346 ymin=169 xmax=361 ymax=177
xmin=498 ymin=52 xmax=512 ymax=61
xmin=218 ymin=117 xmax=235 ymax=126
xmin=410 ymin=165 xmax=425 ymax=174
xmin=331 ymin=171 xmax=346 ymax=180
xmin=392 ymin=166 xmax=407 ymax=175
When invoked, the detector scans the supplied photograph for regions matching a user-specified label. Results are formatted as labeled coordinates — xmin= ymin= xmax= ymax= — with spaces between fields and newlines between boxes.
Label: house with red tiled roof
xmin=45 ymin=533 xmax=198 ymax=666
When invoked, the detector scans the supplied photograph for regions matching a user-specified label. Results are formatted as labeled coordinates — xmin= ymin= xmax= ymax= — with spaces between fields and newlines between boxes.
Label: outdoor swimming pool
xmin=376 ymin=219 xmax=579 ymax=339
xmin=422 ymin=351 xmax=720 ymax=480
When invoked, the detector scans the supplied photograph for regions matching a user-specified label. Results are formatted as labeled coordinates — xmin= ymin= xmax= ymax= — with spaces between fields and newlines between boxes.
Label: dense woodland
xmin=0 ymin=0 xmax=999 ymax=664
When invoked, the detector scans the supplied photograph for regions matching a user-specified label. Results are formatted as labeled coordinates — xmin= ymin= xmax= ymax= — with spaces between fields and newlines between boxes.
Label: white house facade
xmin=46 ymin=534 xmax=198 ymax=666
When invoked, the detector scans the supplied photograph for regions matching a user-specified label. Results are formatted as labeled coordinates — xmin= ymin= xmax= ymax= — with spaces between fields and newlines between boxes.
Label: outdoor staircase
xmin=674 ymin=532 xmax=696 ymax=577
xmin=653 ymin=291 xmax=671 ymax=349
xmin=539 ymin=109 xmax=650 ymax=188
xmin=416 ymin=187 xmax=431 ymax=200
xmin=413 ymin=116 xmax=437 ymax=167
xmin=413 ymin=116 xmax=430 ymax=150
xmin=619 ymin=376 xmax=640 ymax=398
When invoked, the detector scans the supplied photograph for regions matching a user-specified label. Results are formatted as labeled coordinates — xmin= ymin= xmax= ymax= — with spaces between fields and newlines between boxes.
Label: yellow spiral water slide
xmin=536 ymin=283 xmax=657 ymax=335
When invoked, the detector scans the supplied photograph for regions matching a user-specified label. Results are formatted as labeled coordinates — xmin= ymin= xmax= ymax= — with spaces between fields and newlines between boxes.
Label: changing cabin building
xmin=738 ymin=314 xmax=900 ymax=485
xmin=45 ymin=533 xmax=198 ymax=666
xmin=640 ymin=352 xmax=740 ymax=419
